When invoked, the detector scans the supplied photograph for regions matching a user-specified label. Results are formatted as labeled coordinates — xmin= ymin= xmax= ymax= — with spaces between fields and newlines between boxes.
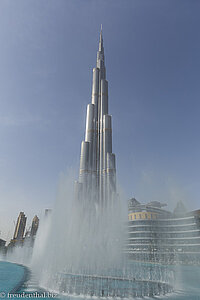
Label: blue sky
xmin=0 ymin=0 xmax=200 ymax=240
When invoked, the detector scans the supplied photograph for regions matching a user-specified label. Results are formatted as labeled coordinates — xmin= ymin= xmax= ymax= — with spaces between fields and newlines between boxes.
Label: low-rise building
xmin=126 ymin=199 xmax=200 ymax=264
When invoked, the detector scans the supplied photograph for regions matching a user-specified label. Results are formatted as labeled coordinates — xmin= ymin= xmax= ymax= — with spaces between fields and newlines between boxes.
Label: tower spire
xmin=99 ymin=25 xmax=103 ymax=52
xmin=97 ymin=25 xmax=105 ymax=77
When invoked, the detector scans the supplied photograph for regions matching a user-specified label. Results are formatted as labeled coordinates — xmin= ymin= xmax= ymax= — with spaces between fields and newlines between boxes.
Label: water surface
xmin=1 ymin=261 xmax=200 ymax=299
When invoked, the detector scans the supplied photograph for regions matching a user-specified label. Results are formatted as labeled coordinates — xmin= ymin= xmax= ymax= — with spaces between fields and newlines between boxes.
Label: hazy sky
xmin=0 ymin=0 xmax=200 ymax=241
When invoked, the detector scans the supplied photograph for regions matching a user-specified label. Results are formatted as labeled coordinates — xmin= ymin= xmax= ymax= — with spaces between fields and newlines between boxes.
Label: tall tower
xmin=76 ymin=27 xmax=116 ymax=207
xmin=30 ymin=215 xmax=39 ymax=237
xmin=13 ymin=212 xmax=27 ymax=240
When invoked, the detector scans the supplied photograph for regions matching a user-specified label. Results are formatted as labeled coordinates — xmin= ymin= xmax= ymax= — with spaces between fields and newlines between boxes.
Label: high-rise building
xmin=13 ymin=212 xmax=27 ymax=240
xmin=30 ymin=215 xmax=39 ymax=237
xmin=75 ymin=27 xmax=116 ymax=207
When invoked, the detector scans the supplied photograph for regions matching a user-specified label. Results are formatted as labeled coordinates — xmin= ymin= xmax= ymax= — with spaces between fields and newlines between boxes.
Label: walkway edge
xmin=10 ymin=264 xmax=31 ymax=293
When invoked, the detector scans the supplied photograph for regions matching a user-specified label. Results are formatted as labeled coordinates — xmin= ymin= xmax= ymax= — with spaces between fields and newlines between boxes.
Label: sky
xmin=0 ymin=0 xmax=200 ymax=241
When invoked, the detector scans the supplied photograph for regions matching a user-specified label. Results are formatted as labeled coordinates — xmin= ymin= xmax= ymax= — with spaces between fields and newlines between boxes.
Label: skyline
xmin=0 ymin=0 xmax=200 ymax=240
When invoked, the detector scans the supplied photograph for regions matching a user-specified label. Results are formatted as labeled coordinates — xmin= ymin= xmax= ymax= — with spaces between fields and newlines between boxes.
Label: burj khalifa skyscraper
xmin=75 ymin=27 xmax=116 ymax=207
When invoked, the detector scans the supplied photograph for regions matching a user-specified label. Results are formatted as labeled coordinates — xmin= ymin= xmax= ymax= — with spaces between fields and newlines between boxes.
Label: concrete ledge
xmin=0 ymin=261 xmax=30 ymax=294
xmin=10 ymin=264 xmax=30 ymax=293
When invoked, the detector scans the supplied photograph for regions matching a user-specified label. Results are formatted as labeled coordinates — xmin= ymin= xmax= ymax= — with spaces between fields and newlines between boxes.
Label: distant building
xmin=0 ymin=239 xmax=6 ymax=247
xmin=45 ymin=209 xmax=52 ymax=217
xmin=0 ymin=238 xmax=6 ymax=254
xmin=13 ymin=212 xmax=27 ymax=241
xmin=126 ymin=199 xmax=200 ymax=264
xmin=7 ymin=212 xmax=27 ymax=249
xmin=30 ymin=215 xmax=39 ymax=237
xmin=21 ymin=215 xmax=40 ymax=248
xmin=7 ymin=212 xmax=40 ymax=251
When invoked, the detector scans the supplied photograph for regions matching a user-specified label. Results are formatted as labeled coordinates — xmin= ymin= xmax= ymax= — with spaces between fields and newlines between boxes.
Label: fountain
xmin=31 ymin=174 xmax=173 ymax=297
xmin=31 ymin=28 xmax=174 ymax=298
